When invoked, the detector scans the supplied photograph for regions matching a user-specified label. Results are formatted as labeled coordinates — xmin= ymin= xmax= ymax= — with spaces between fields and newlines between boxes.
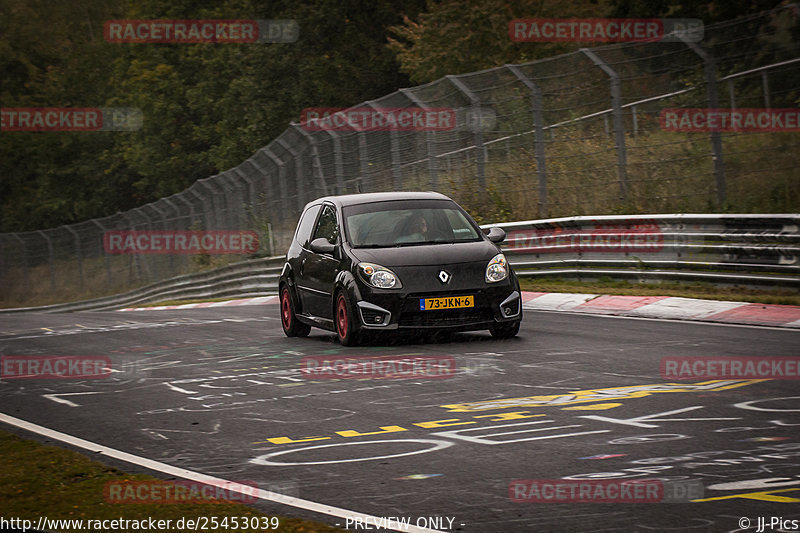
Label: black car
xmin=278 ymin=192 xmax=522 ymax=345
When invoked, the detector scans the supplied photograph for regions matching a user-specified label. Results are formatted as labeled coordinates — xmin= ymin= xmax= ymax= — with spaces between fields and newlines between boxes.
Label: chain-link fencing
xmin=1 ymin=6 xmax=798 ymax=307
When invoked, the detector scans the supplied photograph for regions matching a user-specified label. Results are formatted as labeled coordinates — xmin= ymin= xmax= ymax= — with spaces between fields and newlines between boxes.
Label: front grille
xmin=398 ymin=307 xmax=493 ymax=327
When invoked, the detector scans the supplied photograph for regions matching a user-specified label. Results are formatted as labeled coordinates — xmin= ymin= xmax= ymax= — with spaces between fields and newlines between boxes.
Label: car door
xmin=302 ymin=203 xmax=340 ymax=319
xmin=292 ymin=203 xmax=321 ymax=314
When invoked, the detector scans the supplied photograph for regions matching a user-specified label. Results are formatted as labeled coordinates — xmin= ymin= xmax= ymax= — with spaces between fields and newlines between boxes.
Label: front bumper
xmin=355 ymin=285 xmax=521 ymax=331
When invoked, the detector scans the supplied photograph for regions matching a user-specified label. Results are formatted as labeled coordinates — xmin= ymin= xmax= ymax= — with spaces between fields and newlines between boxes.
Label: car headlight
xmin=485 ymin=253 xmax=508 ymax=283
xmin=359 ymin=263 xmax=401 ymax=289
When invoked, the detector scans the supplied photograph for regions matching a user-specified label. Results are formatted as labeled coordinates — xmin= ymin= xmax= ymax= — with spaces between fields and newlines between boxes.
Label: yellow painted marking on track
xmin=693 ymin=488 xmax=800 ymax=503
xmin=414 ymin=419 xmax=476 ymax=429
xmin=440 ymin=380 xmax=765 ymax=412
xmin=561 ymin=403 xmax=623 ymax=410
xmin=256 ymin=436 xmax=331 ymax=445
xmin=472 ymin=411 xmax=544 ymax=421
xmin=262 ymin=411 xmax=545 ymax=444
xmin=336 ymin=426 xmax=407 ymax=437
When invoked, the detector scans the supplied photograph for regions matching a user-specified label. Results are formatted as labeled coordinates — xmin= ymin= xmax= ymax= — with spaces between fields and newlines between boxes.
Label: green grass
xmin=0 ymin=430 xmax=344 ymax=533
xmin=519 ymin=277 xmax=800 ymax=306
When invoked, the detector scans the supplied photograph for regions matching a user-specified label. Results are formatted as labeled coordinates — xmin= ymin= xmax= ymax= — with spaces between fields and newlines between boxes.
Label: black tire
xmin=490 ymin=320 xmax=520 ymax=339
xmin=335 ymin=292 xmax=360 ymax=346
xmin=280 ymin=285 xmax=311 ymax=337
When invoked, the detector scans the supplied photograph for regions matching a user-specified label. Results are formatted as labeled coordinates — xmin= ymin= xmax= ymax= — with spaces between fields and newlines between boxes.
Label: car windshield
xmin=343 ymin=199 xmax=481 ymax=248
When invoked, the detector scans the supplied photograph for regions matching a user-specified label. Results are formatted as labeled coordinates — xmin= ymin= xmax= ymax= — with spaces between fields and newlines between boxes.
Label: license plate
xmin=419 ymin=295 xmax=474 ymax=311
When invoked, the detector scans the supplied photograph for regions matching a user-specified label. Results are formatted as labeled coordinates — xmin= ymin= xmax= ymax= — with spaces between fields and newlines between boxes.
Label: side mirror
xmin=309 ymin=237 xmax=336 ymax=254
xmin=486 ymin=226 xmax=506 ymax=243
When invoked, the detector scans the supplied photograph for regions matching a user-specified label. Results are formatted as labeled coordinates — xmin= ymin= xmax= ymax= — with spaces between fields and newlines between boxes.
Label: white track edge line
xmin=0 ymin=413 xmax=445 ymax=533
xmin=524 ymin=308 xmax=800 ymax=332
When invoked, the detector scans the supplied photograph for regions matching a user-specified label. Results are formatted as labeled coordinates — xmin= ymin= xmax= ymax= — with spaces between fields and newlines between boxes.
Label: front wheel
xmin=335 ymin=292 xmax=360 ymax=346
xmin=489 ymin=320 xmax=520 ymax=339
xmin=281 ymin=286 xmax=311 ymax=337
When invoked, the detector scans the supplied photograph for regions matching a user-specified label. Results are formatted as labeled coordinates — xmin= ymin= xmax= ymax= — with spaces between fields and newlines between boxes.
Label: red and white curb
xmin=121 ymin=292 xmax=800 ymax=328
xmin=521 ymin=292 xmax=800 ymax=328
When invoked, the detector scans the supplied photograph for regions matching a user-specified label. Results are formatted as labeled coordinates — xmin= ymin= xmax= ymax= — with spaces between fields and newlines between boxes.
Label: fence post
xmin=357 ymin=132 xmax=370 ymax=193
xmin=64 ymin=226 xmax=84 ymax=291
xmin=90 ymin=219 xmax=112 ymax=285
xmin=399 ymin=88 xmax=439 ymax=190
xmin=234 ymin=168 xmax=256 ymax=221
xmin=581 ymin=48 xmax=629 ymax=202
xmin=294 ymin=126 xmax=330 ymax=198
xmin=175 ymin=193 xmax=197 ymax=229
xmin=446 ymin=75 xmax=487 ymax=196
xmin=12 ymin=234 xmax=30 ymax=294
xmin=506 ymin=64 xmax=548 ymax=217
xmin=761 ymin=71 xmax=771 ymax=108
xmin=364 ymin=101 xmax=403 ymax=191
xmin=188 ymin=187 xmax=211 ymax=230
xmin=277 ymin=138 xmax=306 ymax=213
xmin=162 ymin=197 xmax=185 ymax=274
xmin=243 ymin=161 xmax=268 ymax=223
xmin=683 ymin=39 xmax=726 ymax=206
xmin=208 ymin=178 xmax=232 ymax=228
xmin=196 ymin=180 xmax=221 ymax=230
xmin=251 ymin=149 xmax=282 ymax=220
xmin=146 ymin=202 xmax=171 ymax=278
xmin=325 ymin=129 xmax=345 ymax=195
xmin=120 ymin=210 xmax=147 ymax=284
xmin=263 ymin=147 xmax=290 ymax=224
xmin=220 ymin=172 xmax=244 ymax=229
xmin=37 ymin=230 xmax=56 ymax=291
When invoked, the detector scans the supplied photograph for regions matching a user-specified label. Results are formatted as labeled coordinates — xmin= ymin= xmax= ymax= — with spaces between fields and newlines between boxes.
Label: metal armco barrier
xmin=1 ymin=214 xmax=797 ymax=314
xmin=0 ymin=257 xmax=285 ymax=314
xmin=493 ymin=214 xmax=800 ymax=286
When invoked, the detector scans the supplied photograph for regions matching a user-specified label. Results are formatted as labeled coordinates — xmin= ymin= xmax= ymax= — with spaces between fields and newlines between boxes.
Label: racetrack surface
xmin=2 ymin=304 xmax=800 ymax=532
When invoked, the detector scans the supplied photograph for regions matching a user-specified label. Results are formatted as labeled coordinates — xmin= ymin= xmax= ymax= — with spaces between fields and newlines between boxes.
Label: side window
xmin=312 ymin=204 xmax=338 ymax=245
xmin=295 ymin=204 xmax=321 ymax=248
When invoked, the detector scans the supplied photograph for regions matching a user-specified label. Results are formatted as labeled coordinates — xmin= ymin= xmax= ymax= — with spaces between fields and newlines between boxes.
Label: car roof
xmin=309 ymin=191 xmax=453 ymax=209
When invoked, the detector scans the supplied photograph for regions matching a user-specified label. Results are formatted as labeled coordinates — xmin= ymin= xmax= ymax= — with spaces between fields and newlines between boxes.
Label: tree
xmin=387 ymin=0 xmax=613 ymax=84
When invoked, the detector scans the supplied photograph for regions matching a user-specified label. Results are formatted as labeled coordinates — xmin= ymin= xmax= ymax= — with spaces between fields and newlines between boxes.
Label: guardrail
xmin=0 ymin=256 xmax=285 ymax=313
xmin=1 ymin=214 xmax=797 ymax=313
xmin=491 ymin=213 xmax=800 ymax=287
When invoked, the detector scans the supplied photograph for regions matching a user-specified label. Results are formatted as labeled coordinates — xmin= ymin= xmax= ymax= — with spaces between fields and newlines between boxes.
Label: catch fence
xmin=1 ymin=6 xmax=798 ymax=306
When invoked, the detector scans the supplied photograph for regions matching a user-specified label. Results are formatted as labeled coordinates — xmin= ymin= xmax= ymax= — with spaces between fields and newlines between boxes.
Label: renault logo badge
xmin=438 ymin=270 xmax=451 ymax=284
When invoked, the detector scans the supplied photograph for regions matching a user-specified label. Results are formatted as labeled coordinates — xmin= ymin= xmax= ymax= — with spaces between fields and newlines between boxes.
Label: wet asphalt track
xmin=1 ymin=304 xmax=800 ymax=532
